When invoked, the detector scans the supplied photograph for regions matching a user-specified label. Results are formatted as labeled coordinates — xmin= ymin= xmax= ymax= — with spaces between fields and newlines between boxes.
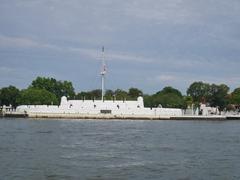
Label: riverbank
xmin=1 ymin=111 xmax=240 ymax=120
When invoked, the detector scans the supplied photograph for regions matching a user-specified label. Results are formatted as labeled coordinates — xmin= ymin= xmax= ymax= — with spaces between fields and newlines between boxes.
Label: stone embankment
xmin=1 ymin=111 xmax=240 ymax=120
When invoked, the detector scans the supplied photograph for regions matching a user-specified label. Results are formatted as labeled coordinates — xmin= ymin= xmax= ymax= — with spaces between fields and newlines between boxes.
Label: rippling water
xmin=0 ymin=118 xmax=240 ymax=180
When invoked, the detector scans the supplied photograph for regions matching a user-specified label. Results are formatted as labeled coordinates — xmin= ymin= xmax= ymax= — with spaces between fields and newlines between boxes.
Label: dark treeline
xmin=0 ymin=77 xmax=240 ymax=111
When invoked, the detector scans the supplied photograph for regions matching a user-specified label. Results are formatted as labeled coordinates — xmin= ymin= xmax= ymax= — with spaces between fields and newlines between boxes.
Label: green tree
xmin=230 ymin=88 xmax=240 ymax=105
xmin=114 ymin=89 xmax=128 ymax=100
xmin=143 ymin=94 xmax=154 ymax=107
xmin=157 ymin=86 xmax=182 ymax=97
xmin=105 ymin=89 xmax=114 ymax=100
xmin=59 ymin=81 xmax=75 ymax=98
xmin=90 ymin=89 xmax=102 ymax=99
xmin=75 ymin=91 xmax=92 ymax=100
xmin=187 ymin=81 xmax=211 ymax=104
xmin=76 ymin=89 xmax=105 ymax=100
xmin=153 ymin=94 xmax=185 ymax=108
xmin=0 ymin=86 xmax=20 ymax=107
xmin=31 ymin=77 xmax=57 ymax=93
xmin=183 ymin=96 xmax=193 ymax=108
xmin=208 ymin=84 xmax=229 ymax=110
xmin=17 ymin=88 xmax=58 ymax=105
xmin=128 ymin=88 xmax=143 ymax=99
xmin=151 ymin=86 xmax=185 ymax=108
xmin=31 ymin=77 xmax=75 ymax=100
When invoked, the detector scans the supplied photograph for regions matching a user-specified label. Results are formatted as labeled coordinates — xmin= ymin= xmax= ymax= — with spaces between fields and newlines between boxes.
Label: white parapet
xmin=16 ymin=96 xmax=183 ymax=117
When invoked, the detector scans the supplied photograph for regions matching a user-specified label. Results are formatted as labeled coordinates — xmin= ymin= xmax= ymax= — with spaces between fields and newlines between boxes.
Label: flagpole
xmin=101 ymin=46 xmax=106 ymax=101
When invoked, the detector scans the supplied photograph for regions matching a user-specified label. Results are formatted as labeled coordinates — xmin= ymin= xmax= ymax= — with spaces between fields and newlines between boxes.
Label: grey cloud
xmin=0 ymin=0 xmax=240 ymax=93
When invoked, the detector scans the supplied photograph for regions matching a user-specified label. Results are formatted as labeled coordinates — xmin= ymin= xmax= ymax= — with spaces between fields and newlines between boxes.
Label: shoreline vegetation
xmin=0 ymin=77 xmax=240 ymax=112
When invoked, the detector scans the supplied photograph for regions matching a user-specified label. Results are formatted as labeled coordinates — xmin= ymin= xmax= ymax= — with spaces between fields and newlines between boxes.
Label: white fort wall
xmin=16 ymin=96 xmax=182 ymax=116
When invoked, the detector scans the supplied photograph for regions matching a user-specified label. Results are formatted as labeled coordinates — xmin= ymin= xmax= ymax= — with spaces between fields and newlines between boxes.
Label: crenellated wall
xmin=16 ymin=96 xmax=182 ymax=116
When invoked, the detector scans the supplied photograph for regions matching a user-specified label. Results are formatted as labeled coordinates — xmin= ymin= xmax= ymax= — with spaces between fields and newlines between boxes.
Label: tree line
xmin=0 ymin=77 xmax=240 ymax=111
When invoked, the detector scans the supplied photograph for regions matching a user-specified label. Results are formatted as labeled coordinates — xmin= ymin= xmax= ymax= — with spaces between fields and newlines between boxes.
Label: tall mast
xmin=100 ymin=46 xmax=106 ymax=101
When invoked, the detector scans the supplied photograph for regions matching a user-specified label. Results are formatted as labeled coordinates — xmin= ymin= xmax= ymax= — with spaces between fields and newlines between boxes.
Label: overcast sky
xmin=0 ymin=0 xmax=240 ymax=94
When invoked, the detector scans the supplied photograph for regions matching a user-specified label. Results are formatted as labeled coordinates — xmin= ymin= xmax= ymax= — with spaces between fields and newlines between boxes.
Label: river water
xmin=0 ymin=118 xmax=240 ymax=180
